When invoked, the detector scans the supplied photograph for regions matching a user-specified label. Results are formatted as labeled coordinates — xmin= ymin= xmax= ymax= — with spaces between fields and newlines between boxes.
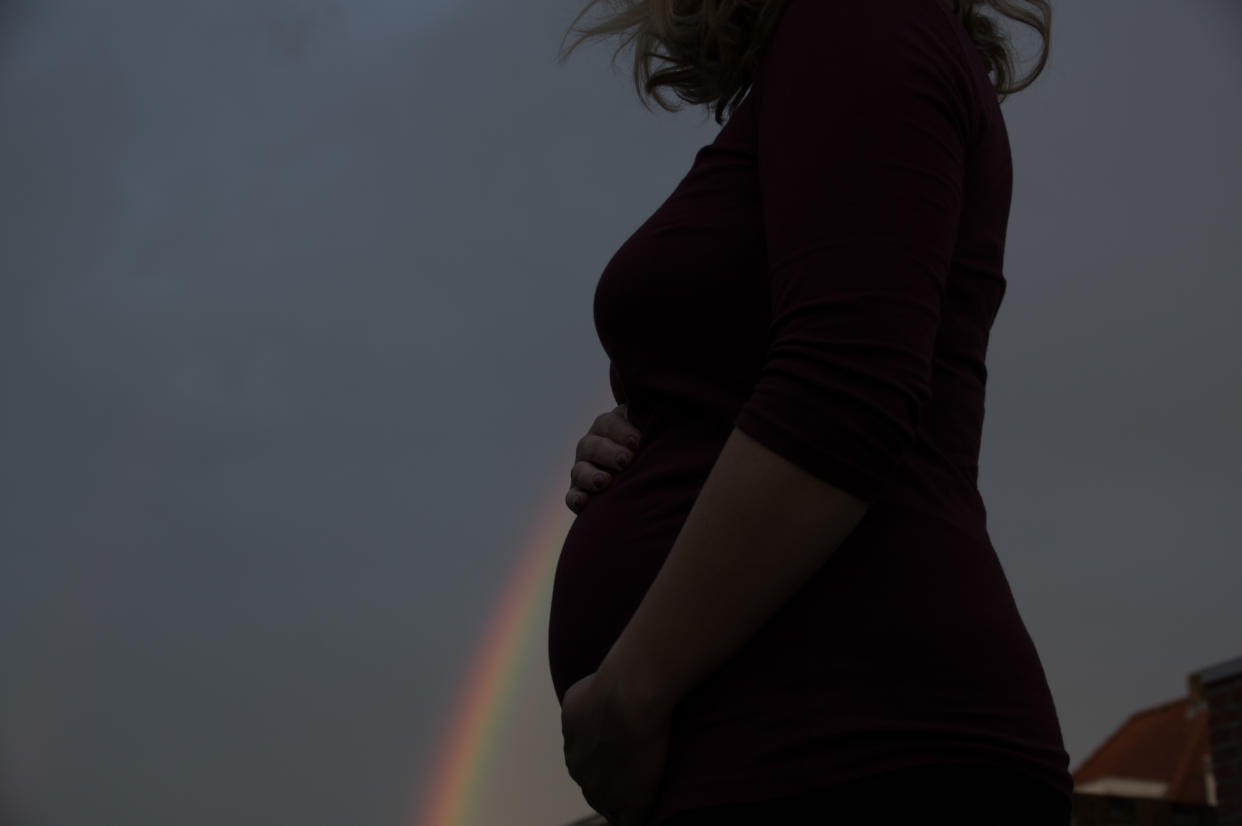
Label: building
xmin=1071 ymin=654 xmax=1241 ymax=826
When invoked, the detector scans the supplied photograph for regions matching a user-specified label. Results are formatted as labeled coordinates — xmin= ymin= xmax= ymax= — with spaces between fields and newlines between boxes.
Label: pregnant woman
xmin=547 ymin=1 xmax=1067 ymax=824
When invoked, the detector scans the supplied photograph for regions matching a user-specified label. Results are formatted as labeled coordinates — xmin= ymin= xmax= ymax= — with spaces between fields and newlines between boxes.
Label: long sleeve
xmin=733 ymin=0 xmax=975 ymax=503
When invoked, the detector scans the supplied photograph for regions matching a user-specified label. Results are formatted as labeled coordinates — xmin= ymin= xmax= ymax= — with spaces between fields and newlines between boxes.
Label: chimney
xmin=1191 ymin=654 xmax=1242 ymax=825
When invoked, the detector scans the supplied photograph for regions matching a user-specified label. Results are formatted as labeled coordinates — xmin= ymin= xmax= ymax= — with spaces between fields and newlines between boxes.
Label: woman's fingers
xmin=565 ymin=408 xmax=644 ymax=514
xmin=570 ymin=458 xmax=613 ymax=493
xmin=566 ymin=488 xmax=588 ymax=513
xmin=592 ymin=408 xmax=643 ymax=452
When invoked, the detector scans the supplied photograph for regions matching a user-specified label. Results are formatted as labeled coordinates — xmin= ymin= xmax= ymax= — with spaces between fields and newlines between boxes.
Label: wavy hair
xmin=556 ymin=0 xmax=1052 ymax=125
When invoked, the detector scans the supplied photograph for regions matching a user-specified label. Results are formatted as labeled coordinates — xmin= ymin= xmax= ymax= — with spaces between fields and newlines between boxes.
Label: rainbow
xmin=412 ymin=489 xmax=572 ymax=826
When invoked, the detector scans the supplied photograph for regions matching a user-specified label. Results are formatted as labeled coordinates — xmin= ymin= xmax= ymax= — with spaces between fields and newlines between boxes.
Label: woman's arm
xmin=597 ymin=424 xmax=869 ymax=721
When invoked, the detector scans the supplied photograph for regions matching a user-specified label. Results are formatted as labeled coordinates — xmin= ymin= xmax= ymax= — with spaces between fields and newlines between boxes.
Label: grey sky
xmin=1 ymin=1 xmax=1240 ymax=825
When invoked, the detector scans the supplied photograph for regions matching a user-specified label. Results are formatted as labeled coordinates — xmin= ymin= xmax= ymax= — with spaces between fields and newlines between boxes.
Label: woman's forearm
xmin=597 ymin=425 xmax=870 ymax=720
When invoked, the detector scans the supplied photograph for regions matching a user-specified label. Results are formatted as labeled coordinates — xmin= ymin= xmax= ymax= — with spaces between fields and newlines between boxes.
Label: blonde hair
xmin=556 ymin=0 xmax=1052 ymax=125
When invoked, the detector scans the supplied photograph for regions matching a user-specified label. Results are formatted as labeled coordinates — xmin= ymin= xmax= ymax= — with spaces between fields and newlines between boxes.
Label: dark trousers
xmin=661 ymin=762 xmax=1071 ymax=825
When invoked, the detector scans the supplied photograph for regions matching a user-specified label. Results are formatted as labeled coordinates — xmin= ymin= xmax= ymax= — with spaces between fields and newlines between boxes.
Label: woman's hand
xmin=561 ymin=670 xmax=671 ymax=826
xmin=566 ymin=404 xmax=644 ymax=514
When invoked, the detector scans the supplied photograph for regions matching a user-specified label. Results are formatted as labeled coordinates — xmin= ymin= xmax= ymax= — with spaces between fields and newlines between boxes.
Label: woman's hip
xmin=660 ymin=762 xmax=1070 ymax=826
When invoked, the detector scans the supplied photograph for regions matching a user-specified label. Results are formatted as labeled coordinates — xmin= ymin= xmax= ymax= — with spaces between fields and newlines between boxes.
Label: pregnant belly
xmin=547 ymin=422 xmax=726 ymax=703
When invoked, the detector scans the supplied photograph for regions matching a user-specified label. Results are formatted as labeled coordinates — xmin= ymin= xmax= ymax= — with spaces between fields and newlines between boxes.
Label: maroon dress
xmin=547 ymin=0 xmax=1073 ymax=823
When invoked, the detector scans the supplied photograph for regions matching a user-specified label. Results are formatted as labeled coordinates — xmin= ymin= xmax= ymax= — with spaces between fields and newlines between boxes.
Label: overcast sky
xmin=2 ymin=1 xmax=1240 ymax=825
